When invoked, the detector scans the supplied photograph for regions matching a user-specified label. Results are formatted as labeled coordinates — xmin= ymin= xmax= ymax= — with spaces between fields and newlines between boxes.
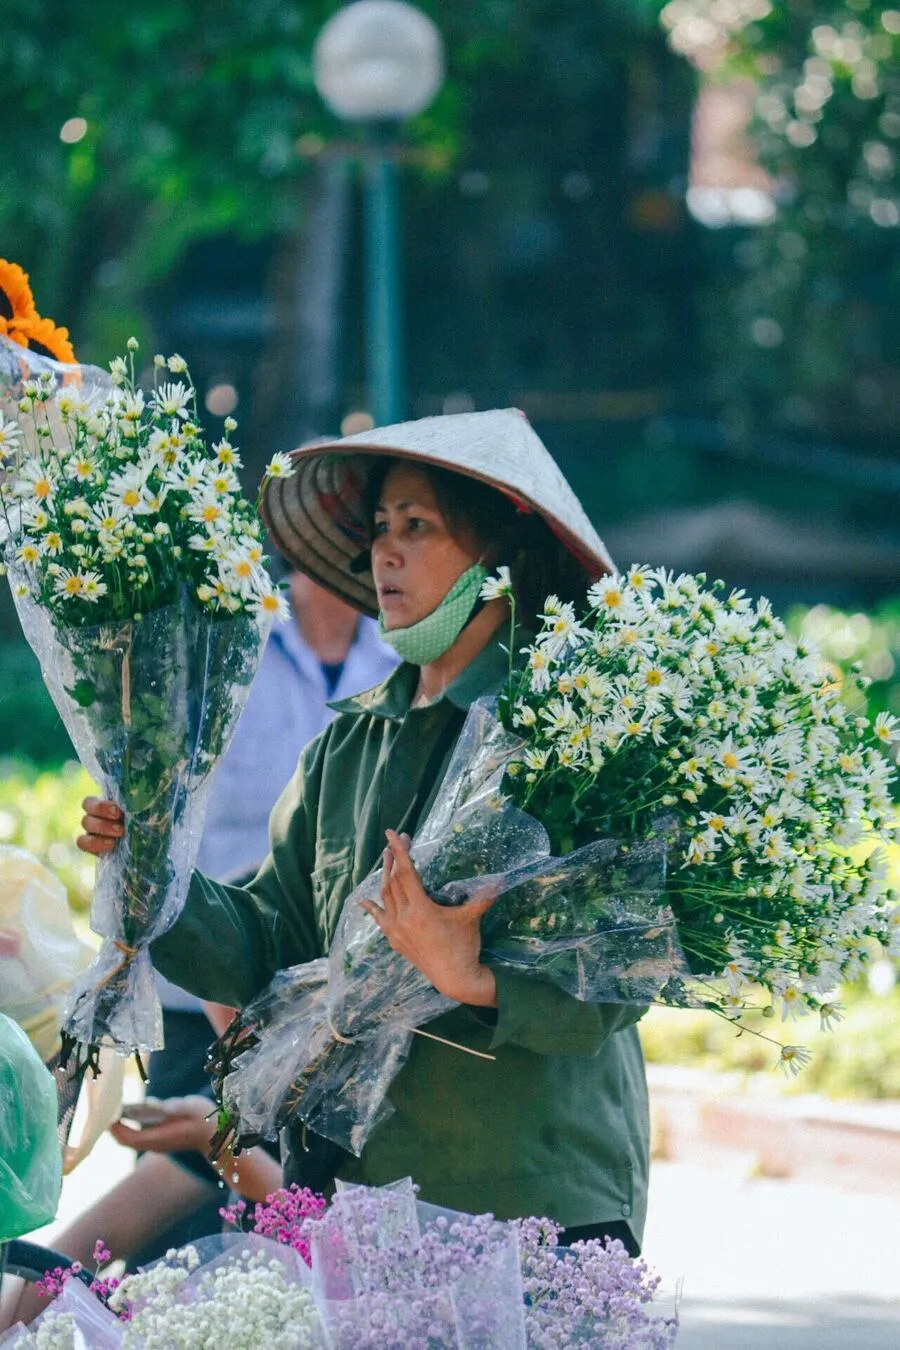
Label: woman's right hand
xmin=77 ymin=796 xmax=125 ymax=855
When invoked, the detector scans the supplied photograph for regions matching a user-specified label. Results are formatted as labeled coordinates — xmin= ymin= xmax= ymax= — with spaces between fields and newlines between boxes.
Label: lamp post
xmin=313 ymin=1 xmax=444 ymax=427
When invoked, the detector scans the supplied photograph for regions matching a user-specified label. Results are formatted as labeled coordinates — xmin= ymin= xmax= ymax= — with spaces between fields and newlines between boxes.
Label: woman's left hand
xmin=360 ymin=829 xmax=498 ymax=1007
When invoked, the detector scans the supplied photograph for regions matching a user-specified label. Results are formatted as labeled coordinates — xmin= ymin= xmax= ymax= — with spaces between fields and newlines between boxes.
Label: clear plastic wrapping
xmin=7 ymin=573 xmax=267 ymax=1057
xmin=313 ymin=1179 xmax=527 ymax=1349
xmin=20 ymin=1181 xmax=677 ymax=1347
xmin=0 ymin=845 xmax=94 ymax=1062
xmin=216 ymin=697 xmax=683 ymax=1155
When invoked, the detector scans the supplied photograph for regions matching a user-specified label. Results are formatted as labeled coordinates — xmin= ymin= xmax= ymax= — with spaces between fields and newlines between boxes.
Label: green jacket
xmin=152 ymin=635 xmax=650 ymax=1242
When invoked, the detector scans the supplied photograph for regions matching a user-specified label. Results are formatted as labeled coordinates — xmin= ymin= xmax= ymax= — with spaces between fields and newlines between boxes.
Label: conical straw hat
xmin=262 ymin=407 xmax=614 ymax=616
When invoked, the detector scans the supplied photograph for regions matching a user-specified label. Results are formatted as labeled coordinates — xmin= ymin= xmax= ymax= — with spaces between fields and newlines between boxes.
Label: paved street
xmin=643 ymin=1158 xmax=900 ymax=1349
xmin=12 ymin=1109 xmax=900 ymax=1348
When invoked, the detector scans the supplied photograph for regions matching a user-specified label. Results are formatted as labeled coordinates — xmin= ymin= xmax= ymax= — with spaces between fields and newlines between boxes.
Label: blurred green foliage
xmin=661 ymin=0 xmax=900 ymax=448
xmin=642 ymin=823 xmax=900 ymax=1097
xmin=3 ymin=0 xmax=662 ymax=344
xmin=789 ymin=600 xmax=900 ymax=762
xmin=0 ymin=640 xmax=75 ymax=765
xmin=640 ymin=978 xmax=900 ymax=1098
xmin=0 ymin=759 xmax=96 ymax=913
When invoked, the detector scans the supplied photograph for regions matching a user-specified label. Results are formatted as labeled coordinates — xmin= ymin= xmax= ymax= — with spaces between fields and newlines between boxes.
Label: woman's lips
xmin=378 ymin=588 xmax=405 ymax=609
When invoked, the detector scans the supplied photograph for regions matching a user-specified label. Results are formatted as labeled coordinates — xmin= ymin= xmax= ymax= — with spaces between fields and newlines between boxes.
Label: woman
xmin=79 ymin=408 xmax=650 ymax=1254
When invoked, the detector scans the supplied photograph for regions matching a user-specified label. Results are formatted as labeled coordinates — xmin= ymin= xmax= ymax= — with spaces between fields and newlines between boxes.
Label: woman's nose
xmin=373 ymin=532 xmax=402 ymax=565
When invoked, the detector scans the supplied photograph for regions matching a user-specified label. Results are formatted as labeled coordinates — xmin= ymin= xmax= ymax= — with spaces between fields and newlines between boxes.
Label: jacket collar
xmin=329 ymin=629 xmax=515 ymax=721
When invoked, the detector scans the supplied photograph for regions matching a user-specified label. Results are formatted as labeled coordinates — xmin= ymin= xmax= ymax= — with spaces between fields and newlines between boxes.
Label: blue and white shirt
xmin=158 ymin=614 xmax=397 ymax=1013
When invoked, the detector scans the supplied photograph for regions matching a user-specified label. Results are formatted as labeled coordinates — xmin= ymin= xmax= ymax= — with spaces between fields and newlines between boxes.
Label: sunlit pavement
xmin=644 ymin=1159 xmax=900 ymax=1349
xmin=15 ymin=1110 xmax=900 ymax=1348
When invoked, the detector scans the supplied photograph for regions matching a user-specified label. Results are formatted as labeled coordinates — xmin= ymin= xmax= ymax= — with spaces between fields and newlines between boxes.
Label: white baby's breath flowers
xmin=32 ymin=1310 xmax=77 ymax=1349
xmin=110 ymin=1244 xmax=325 ymax=1349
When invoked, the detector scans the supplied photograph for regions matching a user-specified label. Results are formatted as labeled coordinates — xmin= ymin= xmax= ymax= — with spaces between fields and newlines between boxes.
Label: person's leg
xmin=129 ymin=1008 xmax=225 ymax=1264
xmin=6 ymin=1153 xmax=214 ymax=1326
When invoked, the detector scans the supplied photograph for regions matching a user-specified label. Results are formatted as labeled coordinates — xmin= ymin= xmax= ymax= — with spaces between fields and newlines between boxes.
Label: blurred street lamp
xmin=313 ymin=1 xmax=444 ymax=426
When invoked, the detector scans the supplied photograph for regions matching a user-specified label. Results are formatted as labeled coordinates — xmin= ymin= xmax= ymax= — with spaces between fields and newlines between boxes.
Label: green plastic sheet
xmin=0 ymin=1012 xmax=61 ymax=1240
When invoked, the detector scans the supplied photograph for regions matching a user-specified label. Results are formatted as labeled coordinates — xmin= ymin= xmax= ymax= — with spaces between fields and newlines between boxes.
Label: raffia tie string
xmin=95 ymin=939 xmax=141 ymax=991
xmin=327 ymin=1015 xmax=357 ymax=1046
xmin=327 ymin=1014 xmax=495 ymax=1062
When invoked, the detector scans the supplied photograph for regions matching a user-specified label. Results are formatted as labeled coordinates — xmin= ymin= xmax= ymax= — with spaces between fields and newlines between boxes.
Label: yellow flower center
xmin=645 ymin=669 xmax=663 ymax=687
xmin=122 ymin=489 xmax=141 ymax=507
xmin=34 ymin=478 xmax=51 ymax=499
xmin=202 ymin=504 xmax=220 ymax=523
xmin=259 ymin=593 xmax=279 ymax=613
xmin=64 ymin=576 xmax=83 ymax=595
xmin=604 ymin=590 xmax=622 ymax=607
xmin=722 ymin=751 xmax=739 ymax=770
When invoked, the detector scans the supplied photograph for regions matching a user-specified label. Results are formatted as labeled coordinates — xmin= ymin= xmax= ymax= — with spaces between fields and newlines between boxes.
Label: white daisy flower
xmin=206 ymin=465 xmax=241 ymax=496
xmin=213 ymin=439 xmax=242 ymax=468
xmin=248 ymin=583 xmax=289 ymax=622
xmin=15 ymin=458 xmax=56 ymax=504
xmin=186 ymin=493 xmax=230 ymax=529
xmin=53 ymin=568 xmax=89 ymax=599
xmin=480 ymin=565 xmax=513 ymax=602
xmin=873 ymin=711 xmax=899 ymax=745
xmin=528 ymin=647 xmax=552 ymax=692
xmin=0 ymin=411 xmax=23 ymax=459
xmin=81 ymin=572 xmax=108 ymax=602
xmin=67 ymin=453 xmax=97 ymax=482
xmin=817 ymin=1000 xmax=844 ymax=1032
xmin=15 ymin=538 xmax=41 ymax=566
xmin=263 ymin=451 xmax=295 ymax=479
xmin=154 ymin=380 xmax=192 ymax=420
xmin=87 ymin=499 xmax=128 ymax=535
xmin=778 ymin=1044 xmax=811 ymax=1077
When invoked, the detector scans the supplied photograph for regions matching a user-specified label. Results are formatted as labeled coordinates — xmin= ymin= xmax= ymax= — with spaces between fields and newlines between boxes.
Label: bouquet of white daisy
xmin=213 ymin=566 xmax=899 ymax=1158
xmin=211 ymin=697 xmax=673 ymax=1159
xmin=0 ymin=333 xmax=287 ymax=1064
xmin=497 ymin=565 xmax=899 ymax=1070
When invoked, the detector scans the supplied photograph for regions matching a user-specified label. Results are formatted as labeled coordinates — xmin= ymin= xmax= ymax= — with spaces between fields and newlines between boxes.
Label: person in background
xmin=131 ymin=564 xmax=398 ymax=1264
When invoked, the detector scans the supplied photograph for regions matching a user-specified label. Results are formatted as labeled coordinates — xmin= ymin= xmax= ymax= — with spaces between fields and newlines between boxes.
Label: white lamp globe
xmin=313 ymin=1 xmax=445 ymax=122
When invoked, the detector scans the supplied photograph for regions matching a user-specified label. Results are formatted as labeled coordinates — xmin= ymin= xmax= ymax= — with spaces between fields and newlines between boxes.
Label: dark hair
xmin=364 ymin=457 xmax=588 ymax=624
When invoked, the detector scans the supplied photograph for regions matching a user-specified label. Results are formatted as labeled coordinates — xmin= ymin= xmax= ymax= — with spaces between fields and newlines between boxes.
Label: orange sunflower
xmin=9 ymin=314 xmax=76 ymax=364
xmin=0 ymin=259 xmax=37 ymax=325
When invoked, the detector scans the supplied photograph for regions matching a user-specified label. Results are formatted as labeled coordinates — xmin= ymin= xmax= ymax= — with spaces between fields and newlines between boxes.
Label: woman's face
xmin=371 ymin=463 xmax=481 ymax=631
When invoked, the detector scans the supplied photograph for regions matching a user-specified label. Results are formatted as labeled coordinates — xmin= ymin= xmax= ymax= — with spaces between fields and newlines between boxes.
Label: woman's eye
xmin=407 ymin=517 xmax=425 ymax=532
xmin=372 ymin=519 xmax=387 ymax=535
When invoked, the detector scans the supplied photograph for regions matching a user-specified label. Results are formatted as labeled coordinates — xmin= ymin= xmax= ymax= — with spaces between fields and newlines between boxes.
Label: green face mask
xmin=378 ymin=562 xmax=489 ymax=666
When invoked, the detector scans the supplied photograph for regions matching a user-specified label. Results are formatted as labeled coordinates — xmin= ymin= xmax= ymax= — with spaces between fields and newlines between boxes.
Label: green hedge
xmin=0 ymin=640 xmax=74 ymax=766
xmin=640 ymin=980 xmax=900 ymax=1100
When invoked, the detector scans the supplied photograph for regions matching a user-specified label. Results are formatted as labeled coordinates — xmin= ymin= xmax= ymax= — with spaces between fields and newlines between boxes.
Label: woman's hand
xmin=77 ymin=796 xmax=124 ymax=855
xmin=110 ymin=1095 xmax=215 ymax=1155
xmin=360 ymin=829 xmax=498 ymax=1007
